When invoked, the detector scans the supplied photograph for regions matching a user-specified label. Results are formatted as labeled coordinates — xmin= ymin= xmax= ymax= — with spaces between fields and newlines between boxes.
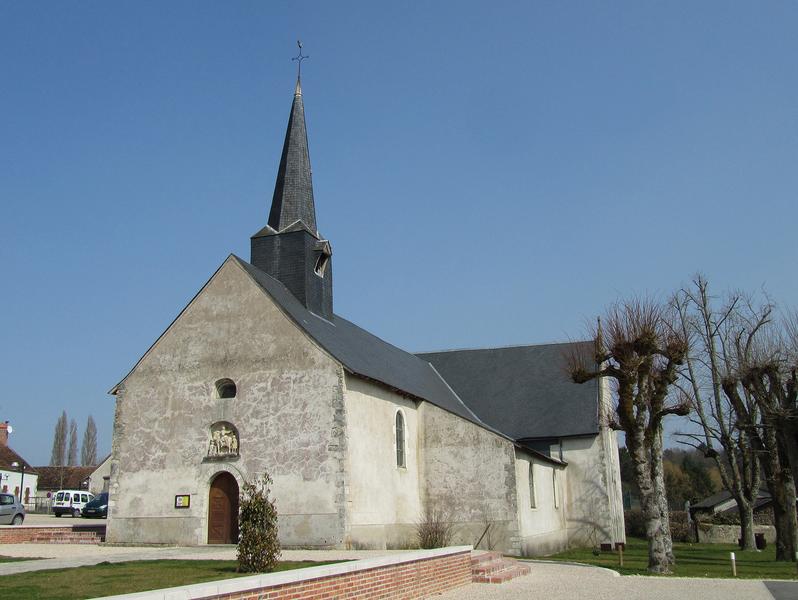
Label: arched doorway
xmin=208 ymin=472 xmax=239 ymax=544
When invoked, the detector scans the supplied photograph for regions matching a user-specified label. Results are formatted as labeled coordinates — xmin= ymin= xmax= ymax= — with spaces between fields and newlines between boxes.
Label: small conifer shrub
xmin=237 ymin=473 xmax=281 ymax=573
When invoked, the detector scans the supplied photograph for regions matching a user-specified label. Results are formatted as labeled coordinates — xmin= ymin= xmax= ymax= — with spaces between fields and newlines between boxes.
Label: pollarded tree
xmin=720 ymin=306 xmax=798 ymax=561
xmin=568 ymin=298 xmax=688 ymax=573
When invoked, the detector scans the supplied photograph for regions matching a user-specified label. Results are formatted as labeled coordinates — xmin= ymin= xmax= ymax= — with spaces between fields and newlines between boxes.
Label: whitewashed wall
xmin=513 ymin=451 xmax=568 ymax=556
xmin=343 ymin=375 xmax=422 ymax=549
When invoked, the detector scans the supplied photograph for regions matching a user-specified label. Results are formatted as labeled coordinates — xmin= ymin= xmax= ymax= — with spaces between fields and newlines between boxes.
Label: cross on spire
xmin=292 ymin=40 xmax=309 ymax=81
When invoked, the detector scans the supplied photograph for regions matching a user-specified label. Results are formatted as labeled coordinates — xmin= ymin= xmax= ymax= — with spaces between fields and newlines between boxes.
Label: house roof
xmin=233 ymin=256 xmax=495 ymax=434
xmin=417 ymin=342 xmax=600 ymax=440
xmin=0 ymin=446 xmax=37 ymax=473
xmin=692 ymin=488 xmax=772 ymax=512
xmin=33 ymin=466 xmax=94 ymax=491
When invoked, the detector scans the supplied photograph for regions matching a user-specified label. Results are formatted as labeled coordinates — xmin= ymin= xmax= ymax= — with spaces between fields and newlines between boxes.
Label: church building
xmin=106 ymin=75 xmax=625 ymax=556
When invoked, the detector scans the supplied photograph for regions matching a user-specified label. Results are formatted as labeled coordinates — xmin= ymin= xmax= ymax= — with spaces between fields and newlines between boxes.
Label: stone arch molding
xmin=206 ymin=421 xmax=240 ymax=459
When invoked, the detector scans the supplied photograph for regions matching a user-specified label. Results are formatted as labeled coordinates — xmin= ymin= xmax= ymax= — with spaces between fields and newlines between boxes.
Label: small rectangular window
xmin=528 ymin=463 xmax=536 ymax=509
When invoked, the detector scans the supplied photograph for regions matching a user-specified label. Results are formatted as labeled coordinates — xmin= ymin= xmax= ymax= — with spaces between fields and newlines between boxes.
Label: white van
xmin=53 ymin=490 xmax=95 ymax=517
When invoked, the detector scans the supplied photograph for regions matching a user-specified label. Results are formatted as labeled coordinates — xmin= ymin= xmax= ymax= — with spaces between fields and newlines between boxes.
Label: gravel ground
xmin=436 ymin=560 xmax=780 ymax=600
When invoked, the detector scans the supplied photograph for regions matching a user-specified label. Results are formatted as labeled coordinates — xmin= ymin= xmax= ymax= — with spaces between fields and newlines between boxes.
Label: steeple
xmin=266 ymin=76 xmax=317 ymax=234
xmin=251 ymin=63 xmax=334 ymax=321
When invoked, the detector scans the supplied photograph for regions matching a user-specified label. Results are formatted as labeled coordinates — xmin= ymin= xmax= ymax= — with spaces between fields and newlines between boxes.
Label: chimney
xmin=0 ymin=421 xmax=8 ymax=447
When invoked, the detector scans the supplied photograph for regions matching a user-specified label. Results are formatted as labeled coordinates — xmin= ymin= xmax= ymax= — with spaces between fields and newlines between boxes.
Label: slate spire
xmin=251 ymin=72 xmax=334 ymax=321
xmin=267 ymin=76 xmax=317 ymax=234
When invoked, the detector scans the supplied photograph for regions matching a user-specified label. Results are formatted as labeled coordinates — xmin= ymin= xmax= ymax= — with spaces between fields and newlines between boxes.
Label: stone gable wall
xmin=107 ymin=259 xmax=347 ymax=546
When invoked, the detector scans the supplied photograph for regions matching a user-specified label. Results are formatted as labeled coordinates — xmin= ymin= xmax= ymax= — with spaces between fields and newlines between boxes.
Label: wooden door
xmin=208 ymin=472 xmax=239 ymax=544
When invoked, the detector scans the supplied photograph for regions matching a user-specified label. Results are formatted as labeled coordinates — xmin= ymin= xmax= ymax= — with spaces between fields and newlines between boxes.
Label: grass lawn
xmin=542 ymin=537 xmax=798 ymax=579
xmin=0 ymin=559 xmax=340 ymax=600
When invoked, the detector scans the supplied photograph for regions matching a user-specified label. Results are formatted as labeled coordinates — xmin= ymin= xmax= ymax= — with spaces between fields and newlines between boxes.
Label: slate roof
xmin=262 ymin=78 xmax=317 ymax=235
xmin=0 ymin=445 xmax=37 ymax=473
xmin=692 ymin=488 xmax=772 ymax=512
xmin=417 ymin=343 xmax=600 ymax=440
xmin=34 ymin=466 xmax=94 ymax=491
xmin=233 ymin=256 xmax=492 ymax=432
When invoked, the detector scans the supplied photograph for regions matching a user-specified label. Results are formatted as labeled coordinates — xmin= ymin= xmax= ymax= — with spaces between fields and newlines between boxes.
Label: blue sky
xmin=2 ymin=2 xmax=796 ymax=465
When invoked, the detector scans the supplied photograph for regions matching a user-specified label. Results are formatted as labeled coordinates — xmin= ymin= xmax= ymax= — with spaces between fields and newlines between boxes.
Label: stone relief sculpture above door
xmin=207 ymin=422 xmax=239 ymax=458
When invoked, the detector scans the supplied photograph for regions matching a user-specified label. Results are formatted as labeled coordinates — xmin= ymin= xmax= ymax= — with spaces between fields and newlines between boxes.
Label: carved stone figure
xmin=207 ymin=422 xmax=239 ymax=457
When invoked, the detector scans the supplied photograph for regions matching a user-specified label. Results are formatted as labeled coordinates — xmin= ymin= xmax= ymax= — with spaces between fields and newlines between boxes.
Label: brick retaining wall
xmin=96 ymin=546 xmax=473 ymax=600
xmin=0 ymin=525 xmax=105 ymax=544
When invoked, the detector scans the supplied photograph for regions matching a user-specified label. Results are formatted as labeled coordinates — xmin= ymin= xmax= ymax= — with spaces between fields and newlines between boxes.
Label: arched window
xmin=528 ymin=463 xmax=536 ymax=509
xmin=24 ymin=488 xmax=30 ymax=504
xmin=215 ymin=378 xmax=237 ymax=399
xmin=395 ymin=411 xmax=406 ymax=468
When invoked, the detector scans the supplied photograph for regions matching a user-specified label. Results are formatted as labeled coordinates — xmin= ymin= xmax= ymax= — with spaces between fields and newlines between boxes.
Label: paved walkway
xmin=1 ymin=545 xmax=796 ymax=599
xmin=437 ymin=559 xmax=797 ymax=600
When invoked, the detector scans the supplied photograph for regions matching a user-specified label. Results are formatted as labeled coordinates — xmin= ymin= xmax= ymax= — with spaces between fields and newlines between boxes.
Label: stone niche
xmin=205 ymin=421 xmax=240 ymax=460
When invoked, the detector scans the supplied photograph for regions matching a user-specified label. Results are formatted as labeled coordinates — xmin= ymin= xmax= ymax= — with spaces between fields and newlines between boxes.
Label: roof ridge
xmin=416 ymin=339 xmax=593 ymax=355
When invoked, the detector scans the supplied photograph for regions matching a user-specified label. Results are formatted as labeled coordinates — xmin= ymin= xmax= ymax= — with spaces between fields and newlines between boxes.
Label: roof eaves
xmin=515 ymin=443 xmax=568 ymax=467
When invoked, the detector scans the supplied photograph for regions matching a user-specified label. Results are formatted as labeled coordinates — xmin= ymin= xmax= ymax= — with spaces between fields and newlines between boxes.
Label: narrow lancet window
xmin=553 ymin=470 xmax=560 ymax=509
xmin=529 ymin=463 xmax=536 ymax=508
xmin=215 ymin=378 xmax=237 ymax=399
xmin=395 ymin=412 xmax=406 ymax=468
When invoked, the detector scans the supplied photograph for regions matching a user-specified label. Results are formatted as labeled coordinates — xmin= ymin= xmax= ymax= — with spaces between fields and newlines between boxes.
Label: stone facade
xmin=107 ymin=258 xmax=347 ymax=546
xmin=419 ymin=403 xmax=521 ymax=555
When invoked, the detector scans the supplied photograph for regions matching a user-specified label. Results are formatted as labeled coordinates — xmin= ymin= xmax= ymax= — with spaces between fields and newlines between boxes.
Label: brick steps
xmin=471 ymin=551 xmax=530 ymax=584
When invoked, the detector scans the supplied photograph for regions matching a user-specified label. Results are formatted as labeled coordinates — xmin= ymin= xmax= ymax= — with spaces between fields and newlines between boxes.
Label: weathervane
xmin=292 ymin=40 xmax=309 ymax=79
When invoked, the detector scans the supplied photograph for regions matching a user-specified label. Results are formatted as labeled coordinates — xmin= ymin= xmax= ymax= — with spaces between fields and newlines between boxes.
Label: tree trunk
xmin=651 ymin=433 xmax=675 ymax=563
xmin=764 ymin=429 xmax=798 ymax=561
xmin=737 ymin=498 xmax=757 ymax=551
xmin=629 ymin=432 xmax=673 ymax=573
xmin=782 ymin=466 xmax=798 ymax=561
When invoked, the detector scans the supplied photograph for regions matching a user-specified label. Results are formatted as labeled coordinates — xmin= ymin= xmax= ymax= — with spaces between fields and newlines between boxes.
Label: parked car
xmin=81 ymin=492 xmax=108 ymax=519
xmin=52 ymin=490 xmax=94 ymax=517
xmin=0 ymin=493 xmax=25 ymax=525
